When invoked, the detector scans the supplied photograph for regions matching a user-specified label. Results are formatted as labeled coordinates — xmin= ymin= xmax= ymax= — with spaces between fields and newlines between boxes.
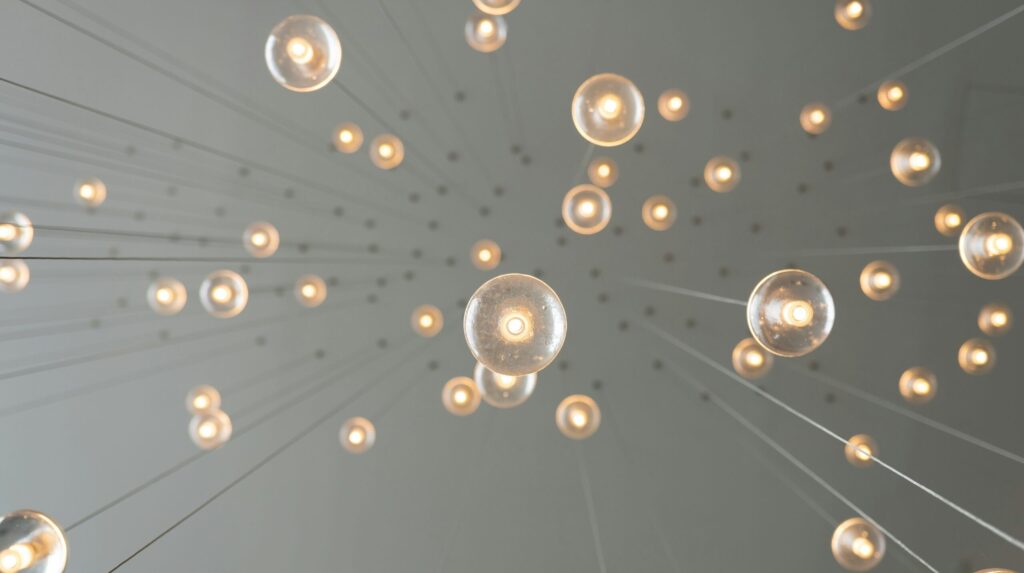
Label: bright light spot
xmin=782 ymin=300 xmax=813 ymax=328
xmin=985 ymin=232 xmax=1013 ymax=256
xmin=211 ymin=285 xmax=233 ymax=304
xmin=286 ymin=37 xmax=314 ymax=64
xmin=597 ymin=94 xmax=623 ymax=120
xmin=851 ymin=537 xmax=875 ymax=559
xmin=715 ymin=165 xmax=733 ymax=182
xmin=908 ymin=151 xmax=931 ymax=172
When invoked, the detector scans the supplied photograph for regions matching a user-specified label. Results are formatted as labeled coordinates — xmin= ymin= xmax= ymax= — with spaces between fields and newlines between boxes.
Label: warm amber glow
xmin=715 ymin=165 xmax=733 ymax=182
xmin=378 ymin=143 xmax=395 ymax=159
xmin=597 ymin=164 xmax=611 ymax=178
xmin=989 ymin=311 xmax=1008 ymax=327
xmin=299 ymin=284 xmax=316 ymax=299
xmin=453 ymin=389 xmax=469 ymax=405
xmin=193 ymin=395 xmax=210 ymax=410
xmin=338 ymin=129 xmax=353 ymax=143
xmin=286 ymin=37 xmax=315 ymax=64
xmin=503 ymin=314 xmax=528 ymax=338
xmin=809 ymin=109 xmax=826 ymax=125
xmin=347 ymin=428 xmax=365 ymax=445
xmin=478 ymin=248 xmax=492 ymax=262
xmin=886 ymin=86 xmax=904 ymax=101
xmin=496 ymin=374 xmax=518 ymax=389
xmin=945 ymin=213 xmax=961 ymax=227
xmin=211 ymin=285 xmax=233 ymax=304
xmin=418 ymin=314 xmax=434 ymax=328
xmin=0 ymin=266 xmax=16 ymax=284
xmin=911 ymin=378 xmax=931 ymax=396
xmin=0 ymin=224 xmax=17 ymax=241
xmin=851 ymin=537 xmax=875 ymax=560
xmin=985 ymin=232 xmax=1013 ymax=256
xmin=908 ymin=151 xmax=931 ymax=172
xmin=575 ymin=199 xmax=597 ymax=218
xmin=971 ymin=348 xmax=990 ymax=366
xmin=597 ymin=93 xmax=623 ymax=119
xmin=871 ymin=271 xmax=892 ymax=289
xmin=0 ymin=543 xmax=35 ymax=573
xmin=744 ymin=350 xmax=764 ymax=368
xmin=198 ymin=420 xmax=218 ymax=439
xmin=477 ymin=18 xmax=496 ymax=37
xmin=668 ymin=96 xmax=683 ymax=111
xmin=652 ymin=204 xmax=669 ymax=221
xmin=853 ymin=444 xmax=873 ymax=461
xmin=782 ymin=300 xmax=814 ymax=327
xmin=79 ymin=184 xmax=95 ymax=199
xmin=569 ymin=408 xmax=589 ymax=428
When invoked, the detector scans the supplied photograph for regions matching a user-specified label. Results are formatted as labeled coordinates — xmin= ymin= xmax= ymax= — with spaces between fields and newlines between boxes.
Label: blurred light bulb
xmin=74 ymin=177 xmax=107 ymax=208
xmin=732 ymin=337 xmax=774 ymax=379
xmin=877 ymin=80 xmax=908 ymax=111
xmin=412 ymin=304 xmax=444 ymax=337
xmin=147 ymin=277 xmax=187 ymax=316
xmin=747 ymin=269 xmax=835 ymax=357
xmin=959 ymin=212 xmax=1024 ymax=280
xmin=465 ymin=12 xmax=507 ymax=53
xmin=470 ymin=239 xmax=502 ymax=270
xmin=265 ymin=15 xmax=342 ymax=92
xmin=835 ymin=0 xmax=872 ymax=30
xmin=958 ymin=338 xmax=995 ymax=375
xmin=369 ymin=134 xmax=405 ymax=170
xmin=844 ymin=434 xmax=878 ymax=468
xmin=859 ymin=260 xmax=900 ymax=301
xmin=294 ymin=274 xmax=327 ymax=308
xmin=978 ymin=303 xmax=1012 ymax=336
xmin=443 ymin=376 xmax=482 ymax=416
xmin=657 ymin=89 xmax=690 ymax=122
xmin=0 ymin=212 xmax=33 ymax=254
xmin=898 ymin=366 xmax=937 ymax=404
xmin=562 ymin=184 xmax=612 ymax=235
xmin=890 ymin=137 xmax=941 ymax=187
xmin=0 ymin=511 xmax=66 ymax=573
xmin=587 ymin=157 xmax=619 ymax=188
xmin=333 ymin=122 xmax=364 ymax=153
xmin=555 ymin=394 xmax=601 ymax=440
xmin=243 ymin=221 xmax=280 ymax=258
xmin=200 ymin=270 xmax=248 ymax=318
xmin=0 ymin=259 xmax=29 ymax=294
xmin=472 ymin=0 xmax=521 ymax=15
xmin=473 ymin=362 xmax=537 ymax=408
xmin=571 ymin=73 xmax=645 ymax=147
xmin=189 ymin=410 xmax=232 ymax=450
xmin=934 ymin=204 xmax=964 ymax=237
xmin=641 ymin=195 xmax=677 ymax=231
xmin=340 ymin=416 xmax=376 ymax=454
xmin=186 ymin=385 xmax=222 ymax=415
xmin=800 ymin=103 xmax=832 ymax=135
xmin=704 ymin=156 xmax=740 ymax=192
xmin=0 ymin=543 xmax=35 ymax=573
xmin=832 ymin=517 xmax=885 ymax=571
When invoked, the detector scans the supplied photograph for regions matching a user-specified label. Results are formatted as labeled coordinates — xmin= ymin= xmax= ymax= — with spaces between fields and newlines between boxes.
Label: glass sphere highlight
xmin=412 ymin=304 xmax=444 ymax=338
xmin=200 ymin=270 xmax=249 ymax=318
xmin=465 ymin=12 xmax=507 ymax=53
xmin=265 ymin=15 xmax=342 ymax=93
xmin=472 ymin=0 xmax=520 ymax=15
xmin=747 ymin=269 xmax=835 ymax=357
xmin=562 ymin=184 xmax=612 ymax=235
xmin=442 ymin=376 xmax=481 ymax=416
xmin=147 ymin=277 xmax=187 ymax=316
xmin=975 ymin=569 xmax=1018 ymax=573
xmin=75 ymin=177 xmax=107 ymax=207
xmin=898 ymin=366 xmax=937 ymax=405
xmin=0 ymin=259 xmax=29 ymax=294
xmin=189 ymin=409 xmax=233 ymax=450
xmin=641 ymin=195 xmax=677 ymax=231
xmin=464 ymin=273 xmax=567 ymax=376
xmin=835 ymin=0 xmax=872 ymax=31
xmin=844 ymin=434 xmax=878 ymax=468
xmin=243 ymin=221 xmax=280 ymax=258
xmin=571 ymin=73 xmax=645 ymax=147
xmin=0 ymin=212 xmax=33 ymax=254
xmin=295 ymin=274 xmax=327 ymax=308
xmin=731 ymin=337 xmax=774 ymax=379
xmin=556 ymin=394 xmax=601 ymax=440
xmin=587 ymin=156 xmax=619 ymax=188
xmin=186 ymin=385 xmax=222 ymax=415
xmin=340 ymin=416 xmax=376 ymax=454
xmin=958 ymin=338 xmax=995 ymax=375
xmin=832 ymin=517 xmax=885 ymax=571
xmin=657 ymin=89 xmax=690 ymax=122
xmin=0 ymin=510 xmax=67 ymax=573
xmin=859 ymin=260 xmax=900 ymax=301
xmin=959 ymin=212 xmax=1024 ymax=280
xmin=890 ymin=137 xmax=941 ymax=187
xmin=471 ymin=239 xmax=502 ymax=270
xmin=704 ymin=156 xmax=740 ymax=192
xmin=474 ymin=362 xmax=537 ymax=409
xmin=877 ymin=80 xmax=908 ymax=111
xmin=934 ymin=204 xmax=964 ymax=237
xmin=369 ymin=134 xmax=405 ymax=170
xmin=333 ymin=122 xmax=363 ymax=153
xmin=799 ymin=102 xmax=832 ymax=135
xmin=978 ymin=303 xmax=1012 ymax=336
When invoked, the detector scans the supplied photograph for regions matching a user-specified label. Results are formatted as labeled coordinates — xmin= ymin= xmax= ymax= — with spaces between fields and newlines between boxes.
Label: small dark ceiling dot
xmin=284 ymin=188 xmax=295 ymax=198
xmin=740 ymin=151 xmax=751 ymax=162
xmin=634 ymin=142 xmax=645 ymax=154
xmin=365 ymin=219 xmax=376 ymax=229
xmin=117 ymin=297 xmax=128 ymax=308
xmin=239 ymin=264 xmax=251 ymax=274
xmin=479 ymin=206 xmax=490 ymax=217
xmin=823 ymin=160 xmax=835 ymax=172
xmin=618 ymin=320 xmax=629 ymax=331
xmin=721 ymin=109 xmax=733 ymax=120
xmin=808 ymin=360 xmax=820 ymax=371
xmin=399 ymin=109 xmax=411 ymax=120
xmin=445 ymin=256 xmax=456 ymax=267
xmin=125 ymin=145 xmax=136 ymax=156
xmin=836 ymin=226 xmax=848 ymax=237
xmin=376 ymin=277 xmax=387 ymax=288
xmin=857 ymin=94 xmax=869 ymax=104
xmin=807 ymin=133 xmax=818 ymax=140
xmin=367 ymin=293 xmax=378 ymax=303
xmin=797 ymin=183 xmax=809 ymax=194
xmin=691 ymin=215 xmax=703 ymax=226
xmin=133 ymin=211 xmax=145 ymax=221
xmin=368 ymin=243 xmax=379 ymax=253
xmin=437 ymin=185 xmax=448 ymax=196
xmin=510 ymin=144 xmax=521 ymax=155
xmin=558 ymin=360 xmax=569 ymax=371
xmin=652 ymin=359 xmax=663 ymax=370
xmin=90 ymin=318 xmax=101 ymax=328
xmin=700 ymin=392 xmax=711 ymax=402
xmin=255 ymin=336 xmax=267 ymax=346
xmin=403 ymin=270 xmax=415 ymax=281
xmin=663 ymin=252 xmax=675 ymax=263
xmin=427 ymin=360 xmax=439 ymax=370
xmin=556 ymin=236 xmax=567 ymax=246
xmin=297 ymin=243 xmax=309 ymax=253
xmin=555 ymin=217 xmax=566 ymax=229
xmin=377 ymin=338 xmax=388 ymax=349
xmin=238 ymin=166 xmax=250 ymax=177
xmin=589 ymin=268 xmax=601 ymax=278
xmin=644 ymin=305 xmax=655 ymax=317
xmin=327 ymin=277 xmax=339 ymax=286
xmin=456 ymin=298 xmax=467 ymax=308
xmin=274 ymin=286 xmax=285 ymax=297
xmin=409 ymin=193 xmax=420 ymax=203
xmin=454 ymin=90 xmax=466 ymax=102
xmin=159 ymin=330 xmax=170 ymax=341
xmin=214 ymin=206 xmax=227 ymax=217
xmin=612 ymin=225 xmax=624 ymax=236
xmin=750 ymin=222 xmax=761 ymax=234
xmin=333 ymin=206 xmax=344 ymax=217
xmin=690 ymin=176 xmax=701 ymax=188
xmin=427 ymin=220 xmax=439 ymax=230
xmin=314 ymin=349 xmax=326 ymax=359
xmin=718 ymin=266 xmax=730 ymax=277
xmin=591 ymin=380 xmax=603 ymax=390
xmin=166 ymin=186 xmax=177 ymax=196
xmin=411 ymin=248 xmax=423 ymax=259
xmin=685 ymin=318 xmax=697 ymax=329
xmin=757 ymin=384 xmax=769 ymax=393
xmin=493 ymin=186 xmax=505 ymax=197
xmin=447 ymin=151 xmax=459 ymax=162
xmin=597 ymin=292 xmax=608 ymax=303
xmin=147 ymin=270 xmax=158 ymax=279
xmin=532 ymin=268 xmax=544 ymax=278
xmin=197 ymin=238 xmax=208 ymax=247
xmin=520 ymin=155 xmax=532 ymax=165
xmin=824 ymin=392 xmax=837 ymax=404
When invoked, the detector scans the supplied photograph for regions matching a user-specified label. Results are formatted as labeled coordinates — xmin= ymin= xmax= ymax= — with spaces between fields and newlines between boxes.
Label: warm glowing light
xmin=878 ymin=80 xmax=909 ymax=111
xmin=200 ymin=270 xmax=248 ymax=318
xmin=211 ymin=285 xmax=233 ymax=304
xmin=479 ymin=249 xmax=492 ymax=262
xmin=75 ymin=177 xmax=107 ymax=207
xmin=286 ymin=37 xmax=314 ymax=64
xmin=934 ymin=204 xmax=964 ymax=237
xmin=571 ymin=73 xmax=645 ymax=146
xmin=333 ymin=122 xmax=364 ymax=153
xmin=747 ymin=269 xmax=835 ymax=357
xmin=959 ymin=212 xmax=1024 ymax=279
xmin=472 ymin=0 xmax=521 ymax=15
xmin=732 ymin=338 xmax=774 ymax=379
xmin=477 ymin=19 xmax=495 ymax=37
xmin=851 ymin=537 xmax=875 ymax=560
xmin=860 ymin=260 xmax=900 ymax=301
xmin=471 ymin=239 xmax=502 ymax=270
xmin=0 ymin=511 xmax=67 ymax=573
xmin=294 ymin=274 xmax=327 ymax=308
xmin=979 ymin=303 xmax=1013 ymax=336
xmin=562 ymin=184 xmax=612 ymax=235
xmin=249 ymin=231 xmax=269 ymax=248
xmin=265 ymin=15 xmax=342 ymax=92
xmin=0 ymin=543 xmax=35 ymax=573
xmin=465 ymin=12 xmax=507 ymax=52
xmin=243 ymin=221 xmax=280 ymax=258
xmin=652 ymin=204 xmax=669 ymax=220
xmin=0 ymin=225 xmax=16 ymax=241
xmin=377 ymin=142 xmax=394 ymax=159
xmin=844 ymin=434 xmax=878 ymax=468
xmin=147 ymin=277 xmax=187 ymax=315
xmin=597 ymin=94 xmax=623 ymax=119
xmin=576 ymin=200 xmax=596 ymax=218
xmin=369 ymin=134 xmax=405 ymax=169
xmin=474 ymin=362 xmax=537 ymax=408
xmin=985 ymin=232 xmax=1013 ymax=256
xmin=186 ymin=385 xmax=221 ymax=414
xmin=704 ymin=156 xmax=740 ymax=192
xmin=0 ymin=260 xmax=29 ymax=294
xmin=891 ymin=137 xmax=940 ymax=187
xmin=908 ymin=151 xmax=931 ymax=172
xmin=835 ymin=0 xmax=872 ymax=30
xmin=339 ymin=417 xmax=376 ymax=453
xmin=899 ymin=367 xmax=937 ymax=404
xmin=587 ymin=157 xmax=619 ymax=187
xmin=556 ymin=394 xmax=601 ymax=439
xmin=800 ymin=103 xmax=832 ymax=135
xmin=642 ymin=195 xmax=677 ymax=231
xmin=958 ymin=338 xmax=996 ymax=375
xmin=0 ymin=212 xmax=33 ymax=254
xmin=189 ymin=410 xmax=233 ymax=450
xmin=782 ymin=300 xmax=814 ymax=327
xmin=657 ymin=89 xmax=690 ymax=122
xmin=412 ymin=304 xmax=444 ymax=337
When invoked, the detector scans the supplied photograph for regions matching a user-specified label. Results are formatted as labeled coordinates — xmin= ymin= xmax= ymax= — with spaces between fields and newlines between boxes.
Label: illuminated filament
xmin=0 ymin=224 xmax=17 ymax=241
xmin=744 ymin=350 xmax=764 ymax=367
xmin=0 ymin=265 xmax=17 ymax=284
xmin=453 ymin=388 xmax=469 ymax=405
xmin=596 ymin=163 xmax=611 ymax=178
xmin=0 ymin=543 xmax=37 ymax=573
xmin=886 ymin=85 xmax=904 ymax=102
xmin=377 ymin=143 xmax=395 ymax=159
xmin=971 ymin=348 xmax=990 ymax=366
xmin=809 ymin=109 xmax=826 ymax=125
xmin=501 ymin=313 xmax=529 ymax=342
xmin=338 ymin=130 xmax=354 ymax=143
xmin=478 ymin=248 xmax=493 ymax=262
xmin=652 ymin=204 xmax=669 ymax=221
xmin=851 ymin=536 xmax=875 ymax=560
xmin=79 ymin=184 xmax=96 ymax=200
xmin=715 ymin=165 xmax=733 ymax=182
xmin=908 ymin=151 xmax=931 ymax=172
xmin=911 ymin=378 xmax=931 ymax=396
xmin=286 ymin=37 xmax=315 ymax=64
xmin=668 ymin=96 xmax=683 ymax=111
xmin=575 ymin=200 xmax=597 ymax=218
xmin=496 ymin=374 xmax=518 ymax=390
xmin=193 ymin=395 xmax=210 ymax=411
xmin=348 ymin=427 xmax=366 ymax=445
xmin=871 ymin=271 xmax=893 ymax=290
xmin=569 ymin=407 xmax=589 ymax=428
xmin=477 ymin=18 xmax=496 ymax=37
xmin=156 ymin=287 xmax=175 ymax=304
xmin=418 ymin=314 xmax=434 ymax=328
xmin=945 ymin=212 xmax=961 ymax=228
xmin=845 ymin=1 xmax=865 ymax=19
xmin=301 ymin=283 xmax=318 ymax=299
xmin=597 ymin=94 xmax=623 ymax=120
xmin=197 ymin=420 xmax=219 ymax=439
xmin=211 ymin=285 xmax=234 ymax=304
xmin=853 ymin=444 xmax=873 ymax=462
xmin=985 ymin=232 xmax=1013 ymax=256
xmin=990 ymin=310 xmax=1008 ymax=327
xmin=249 ymin=231 xmax=269 ymax=248
xmin=782 ymin=300 xmax=814 ymax=327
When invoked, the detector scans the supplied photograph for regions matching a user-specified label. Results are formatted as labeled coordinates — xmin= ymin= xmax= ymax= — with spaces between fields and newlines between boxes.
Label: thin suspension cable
xmin=781 ymin=244 xmax=957 ymax=257
xmin=621 ymin=277 xmax=747 ymax=306
xmin=575 ymin=445 xmax=608 ymax=573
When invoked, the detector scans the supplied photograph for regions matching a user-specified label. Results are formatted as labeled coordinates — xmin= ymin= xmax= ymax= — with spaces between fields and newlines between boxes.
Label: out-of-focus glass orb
xmin=898 ymin=366 xmax=937 ymax=405
xmin=934 ymin=204 xmax=964 ymax=237
xmin=0 ymin=510 xmax=67 ymax=573
xmin=442 ymin=376 xmax=481 ymax=416
xmin=186 ymin=385 xmax=222 ymax=415
xmin=657 ymin=89 xmax=690 ymax=122
xmin=959 ymin=212 xmax=1024 ymax=280
xmin=562 ymin=184 xmax=612 ymax=235
xmin=369 ymin=134 xmax=404 ymax=170
xmin=243 ymin=221 xmax=280 ymax=258
xmin=74 ymin=177 xmax=107 ymax=208
xmin=556 ymin=394 xmax=601 ymax=440
xmin=471 ymin=239 xmax=502 ymax=270
xmin=0 ymin=212 xmax=33 ymax=254
xmin=587 ymin=156 xmax=619 ymax=188
xmin=147 ymin=277 xmax=187 ymax=316
xmin=472 ymin=0 xmax=520 ymax=16
xmin=704 ymin=156 xmax=740 ymax=192
xmin=978 ymin=303 xmax=1012 ymax=336
xmin=844 ymin=434 xmax=878 ymax=468
xmin=0 ymin=259 xmax=29 ymax=294
xmin=411 ymin=304 xmax=444 ymax=338
xmin=799 ymin=102 xmax=832 ymax=135
xmin=465 ymin=12 xmax=507 ymax=53
xmin=265 ymin=15 xmax=341 ymax=93
xmin=731 ymin=337 xmax=774 ymax=379
xmin=890 ymin=137 xmax=940 ymax=187
xmin=474 ymin=362 xmax=537 ymax=409
xmin=859 ymin=260 xmax=900 ymax=301
xmin=571 ymin=73 xmax=645 ymax=147
xmin=464 ymin=273 xmax=567 ymax=376
xmin=747 ymin=270 xmax=835 ymax=357
xmin=294 ymin=274 xmax=327 ymax=308
xmin=975 ymin=569 xmax=1019 ymax=573
xmin=189 ymin=409 xmax=232 ymax=450
xmin=339 ymin=416 xmax=375 ymax=454
xmin=332 ymin=122 xmax=363 ymax=153
xmin=200 ymin=270 xmax=249 ymax=318
xmin=832 ymin=517 xmax=885 ymax=571
xmin=641 ymin=195 xmax=677 ymax=231
xmin=877 ymin=80 xmax=908 ymax=111
xmin=958 ymin=337 xmax=995 ymax=375
xmin=835 ymin=0 xmax=872 ymax=31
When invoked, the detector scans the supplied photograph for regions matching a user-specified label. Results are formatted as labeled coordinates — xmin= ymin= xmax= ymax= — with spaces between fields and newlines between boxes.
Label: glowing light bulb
xmin=859 ymin=260 xmax=900 ymax=301
xmin=369 ymin=134 xmax=405 ymax=170
xmin=200 ymin=270 xmax=248 ymax=318
xmin=0 ymin=212 xmax=33 ymax=254
xmin=974 ymin=569 xmax=1020 ymax=573
xmin=800 ymin=103 xmax=832 ymax=135
xmin=732 ymin=337 xmax=774 ymax=379
xmin=189 ymin=410 xmax=232 ymax=450
xmin=186 ymin=385 xmax=222 ymax=415
xmin=641 ymin=195 xmax=677 ymax=231
xmin=571 ymin=73 xmax=645 ymax=147
xmin=835 ymin=0 xmax=872 ymax=30
xmin=556 ymin=394 xmax=601 ymax=440
xmin=265 ymin=15 xmax=342 ymax=92
xmin=890 ymin=137 xmax=940 ymax=187
xmin=958 ymin=338 xmax=995 ymax=375
xmin=443 ymin=376 xmax=482 ymax=416
xmin=844 ymin=434 xmax=878 ymax=468
xmin=978 ymin=303 xmax=1012 ymax=336
xmin=934 ymin=204 xmax=964 ymax=237
xmin=0 ymin=259 xmax=29 ymax=294
xmin=959 ymin=212 xmax=1024 ymax=279
xmin=704 ymin=156 xmax=741 ymax=192
xmin=293 ymin=274 xmax=327 ymax=308
xmin=0 ymin=543 xmax=35 ymax=573
xmin=898 ymin=367 xmax=937 ymax=404
xmin=339 ymin=416 xmax=376 ymax=454
xmin=562 ymin=184 xmax=612 ymax=235
xmin=877 ymin=80 xmax=908 ymax=111
xmin=657 ymin=89 xmax=690 ymax=122
xmin=333 ymin=122 xmax=364 ymax=153
xmin=74 ymin=177 xmax=107 ymax=208
xmin=0 ymin=511 xmax=66 ymax=573
xmin=747 ymin=269 xmax=835 ymax=357
xmin=243 ymin=221 xmax=280 ymax=258
xmin=146 ymin=277 xmax=187 ymax=316
xmin=470 ymin=239 xmax=502 ymax=270
xmin=587 ymin=157 xmax=619 ymax=188
xmin=465 ymin=12 xmax=507 ymax=53
xmin=472 ymin=0 xmax=521 ymax=16
xmin=832 ymin=517 xmax=885 ymax=571
xmin=411 ymin=304 xmax=444 ymax=338
xmin=474 ymin=362 xmax=537 ymax=408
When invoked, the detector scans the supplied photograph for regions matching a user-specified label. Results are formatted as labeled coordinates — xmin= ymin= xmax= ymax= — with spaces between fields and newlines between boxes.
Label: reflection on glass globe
xmin=975 ymin=569 xmax=1019 ymax=573
xmin=471 ymin=239 xmax=502 ymax=270
xmin=832 ymin=517 xmax=885 ymax=571
xmin=844 ymin=434 xmax=878 ymax=468
xmin=465 ymin=12 xmax=507 ymax=53
xmin=657 ymin=89 xmax=689 ymax=122
xmin=0 ymin=510 xmax=67 ymax=573
xmin=704 ymin=156 xmax=740 ymax=192
xmin=75 ymin=177 xmax=107 ymax=208
xmin=934 ymin=204 xmax=964 ymax=237
xmin=474 ymin=361 xmax=537 ymax=409
xmin=587 ymin=156 xmax=618 ymax=188
xmin=732 ymin=337 xmax=774 ymax=379
xmin=265 ymin=14 xmax=342 ymax=93
xmin=369 ymin=134 xmax=405 ymax=170
xmin=571 ymin=73 xmax=645 ymax=147
xmin=562 ymin=184 xmax=612 ymax=235
xmin=958 ymin=338 xmax=995 ymax=375
xmin=333 ymin=122 xmax=364 ymax=153
xmin=877 ymin=80 xmax=908 ymax=111
xmin=859 ymin=260 xmax=900 ymax=301
xmin=442 ymin=376 xmax=481 ymax=416
xmin=0 ymin=259 xmax=29 ymax=294
xmin=898 ymin=366 xmax=936 ymax=405
xmin=340 ymin=416 xmax=376 ymax=454
xmin=472 ymin=0 xmax=520 ymax=15
xmin=835 ymin=0 xmax=872 ymax=31
xmin=189 ymin=410 xmax=233 ymax=450
xmin=959 ymin=212 xmax=1024 ymax=280
xmin=641 ymin=195 xmax=677 ymax=231
xmin=412 ymin=304 xmax=444 ymax=338
xmin=464 ymin=273 xmax=567 ymax=376
xmin=747 ymin=269 xmax=835 ymax=357
xmin=295 ymin=274 xmax=327 ymax=308
xmin=799 ymin=102 xmax=832 ymax=135
xmin=0 ymin=212 xmax=33 ymax=254
xmin=186 ymin=385 xmax=222 ymax=415
xmin=556 ymin=394 xmax=601 ymax=440
xmin=978 ymin=303 xmax=1012 ymax=336
xmin=200 ymin=270 xmax=249 ymax=318
xmin=890 ymin=137 xmax=940 ymax=187
xmin=243 ymin=221 xmax=280 ymax=258
xmin=147 ymin=277 xmax=187 ymax=316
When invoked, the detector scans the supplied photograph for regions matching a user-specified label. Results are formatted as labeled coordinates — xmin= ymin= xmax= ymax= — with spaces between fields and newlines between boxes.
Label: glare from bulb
xmin=747 ymin=269 xmax=835 ymax=357
xmin=369 ymin=134 xmax=405 ymax=169
xmin=844 ymin=434 xmax=878 ymax=468
xmin=0 ymin=510 xmax=67 ymax=573
xmin=555 ymin=394 xmax=601 ymax=440
xmin=189 ymin=410 xmax=232 ymax=450
xmin=890 ymin=137 xmax=941 ymax=187
xmin=587 ymin=157 xmax=619 ymax=188
xmin=831 ymin=517 xmax=885 ymax=571
xmin=145 ymin=277 xmax=187 ymax=315
xmin=799 ymin=103 xmax=832 ymax=135
xmin=898 ymin=367 xmax=937 ymax=404
xmin=411 ymin=304 xmax=444 ymax=338
xmin=465 ymin=12 xmax=507 ymax=53
xmin=199 ymin=270 xmax=248 ymax=318
xmin=835 ymin=0 xmax=872 ymax=30
xmin=934 ymin=204 xmax=964 ymax=237
xmin=339 ymin=416 xmax=376 ymax=454
xmin=562 ymin=184 xmax=612 ymax=235
xmin=731 ymin=337 xmax=774 ymax=379
xmin=471 ymin=239 xmax=502 ymax=270
xmin=442 ymin=376 xmax=482 ymax=416
xmin=959 ymin=212 xmax=1024 ymax=279
xmin=0 ymin=212 xmax=33 ymax=254
xmin=474 ymin=362 xmax=537 ymax=408
xmin=958 ymin=338 xmax=995 ymax=375
xmin=74 ymin=177 xmax=107 ymax=208
xmin=0 ymin=259 xmax=29 ymax=294
xmin=641 ymin=195 xmax=677 ymax=231
xmin=186 ymin=385 xmax=222 ymax=415
xmin=333 ymin=122 xmax=364 ymax=153
xmin=877 ymin=80 xmax=908 ymax=111
xmin=265 ymin=15 xmax=342 ymax=92
xmin=243 ymin=221 xmax=280 ymax=258
xmin=704 ymin=156 xmax=741 ymax=192
xmin=472 ymin=0 xmax=521 ymax=15
xmin=859 ymin=260 xmax=900 ymax=301
xmin=294 ymin=274 xmax=327 ymax=308
xmin=571 ymin=73 xmax=645 ymax=146
xmin=978 ymin=303 xmax=1012 ymax=336
xmin=657 ymin=89 xmax=690 ymax=122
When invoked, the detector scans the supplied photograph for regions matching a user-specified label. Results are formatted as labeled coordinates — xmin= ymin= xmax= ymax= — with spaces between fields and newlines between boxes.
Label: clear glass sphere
xmin=472 ymin=0 xmax=520 ymax=15
xmin=747 ymin=269 xmax=835 ymax=357
xmin=978 ymin=303 xmax=1012 ymax=336
xmin=934 ymin=204 xmax=964 ymax=237
xmin=295 ymin=274 xmax=327 ymax=308
xmin=474 ymin=362 xmax=537 ymax=409
xmin=464 ymin=273 xmax=567 ymax=376
xmin=562 ymin=184 xmax=612 ymax=235
xmin=704 ymin=156 xmax=741 ymax=192
xmin=959 ymin=212 xmax=1024 ymax=280
xmin=333 ymin=122 xmax=364 ymax=154
xmin=975 ymin=569 xmax=1019 ymax=573
xmin=369 ymin=134 xmax=405 ymax=170
xmin=587 ymin=156 xmax=619 ymax=188
xmin=412 ymin=304 xmax=444 ymax=338
xmin=465 ymin=12 xmax=507 ymax=53
xmin=0 ymin=212 xmax=34 ymax=254
xmin=265 ymin=14 xmax=342 ymax=93
xmin=877 ymin=80 xmax=908 ymax=111
xmin=75 ymin=177 xmax=107 ymax=208
xmin=0 ymin=510 xmax=67 ymax=573
xmin=890 ymin=137 xmax=941 ymax=187
xmin=571 ymin=73 xmax=645 ymax=147
xmin=958 ymin=337 xmax=995 ymax=375
xmin=0 ymin=259 xmax=29 ymax=294
xmin=732 ymin=337 xmax=774 ymax=379
xmin=186 ymin=385 xmax=222 ymax=415
xmin=799 ymin=102 xmax=832 ymax=135
xmin=844 ymin=434 xmax=878 ymax=468
xmin=898 ymin=366 xmax=937 ymax=405
xmin=835 ymin=0 xmax=872 ymax=31
xmin=442 ymin=376 xmax=481 ymax=416
xmin=200 ymin=270 xmax=249 ymax=318
xmin=147 ymin=277 xmax=187 ymax=316
xmin=859 ymin=260 xmax=900 ymax=301
xmin=657 ymin=89 xmax=690 ymax=122
xmin=340 ymin=416 xmax=376 ymax=454
xmin=471 ymin=239 xmax=502 ymax=270
xmin=832 ymin=517 xmax=885 ymax=571
xmin=189 ymin=409 xmax=233 ymax=450
xmin=641 ymin=195 xmax=677 ymax=231
xmin=556 ymin=394 xmax=601 ymax=440
xmin=243 ymin=221 xmax=280 ymax=258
